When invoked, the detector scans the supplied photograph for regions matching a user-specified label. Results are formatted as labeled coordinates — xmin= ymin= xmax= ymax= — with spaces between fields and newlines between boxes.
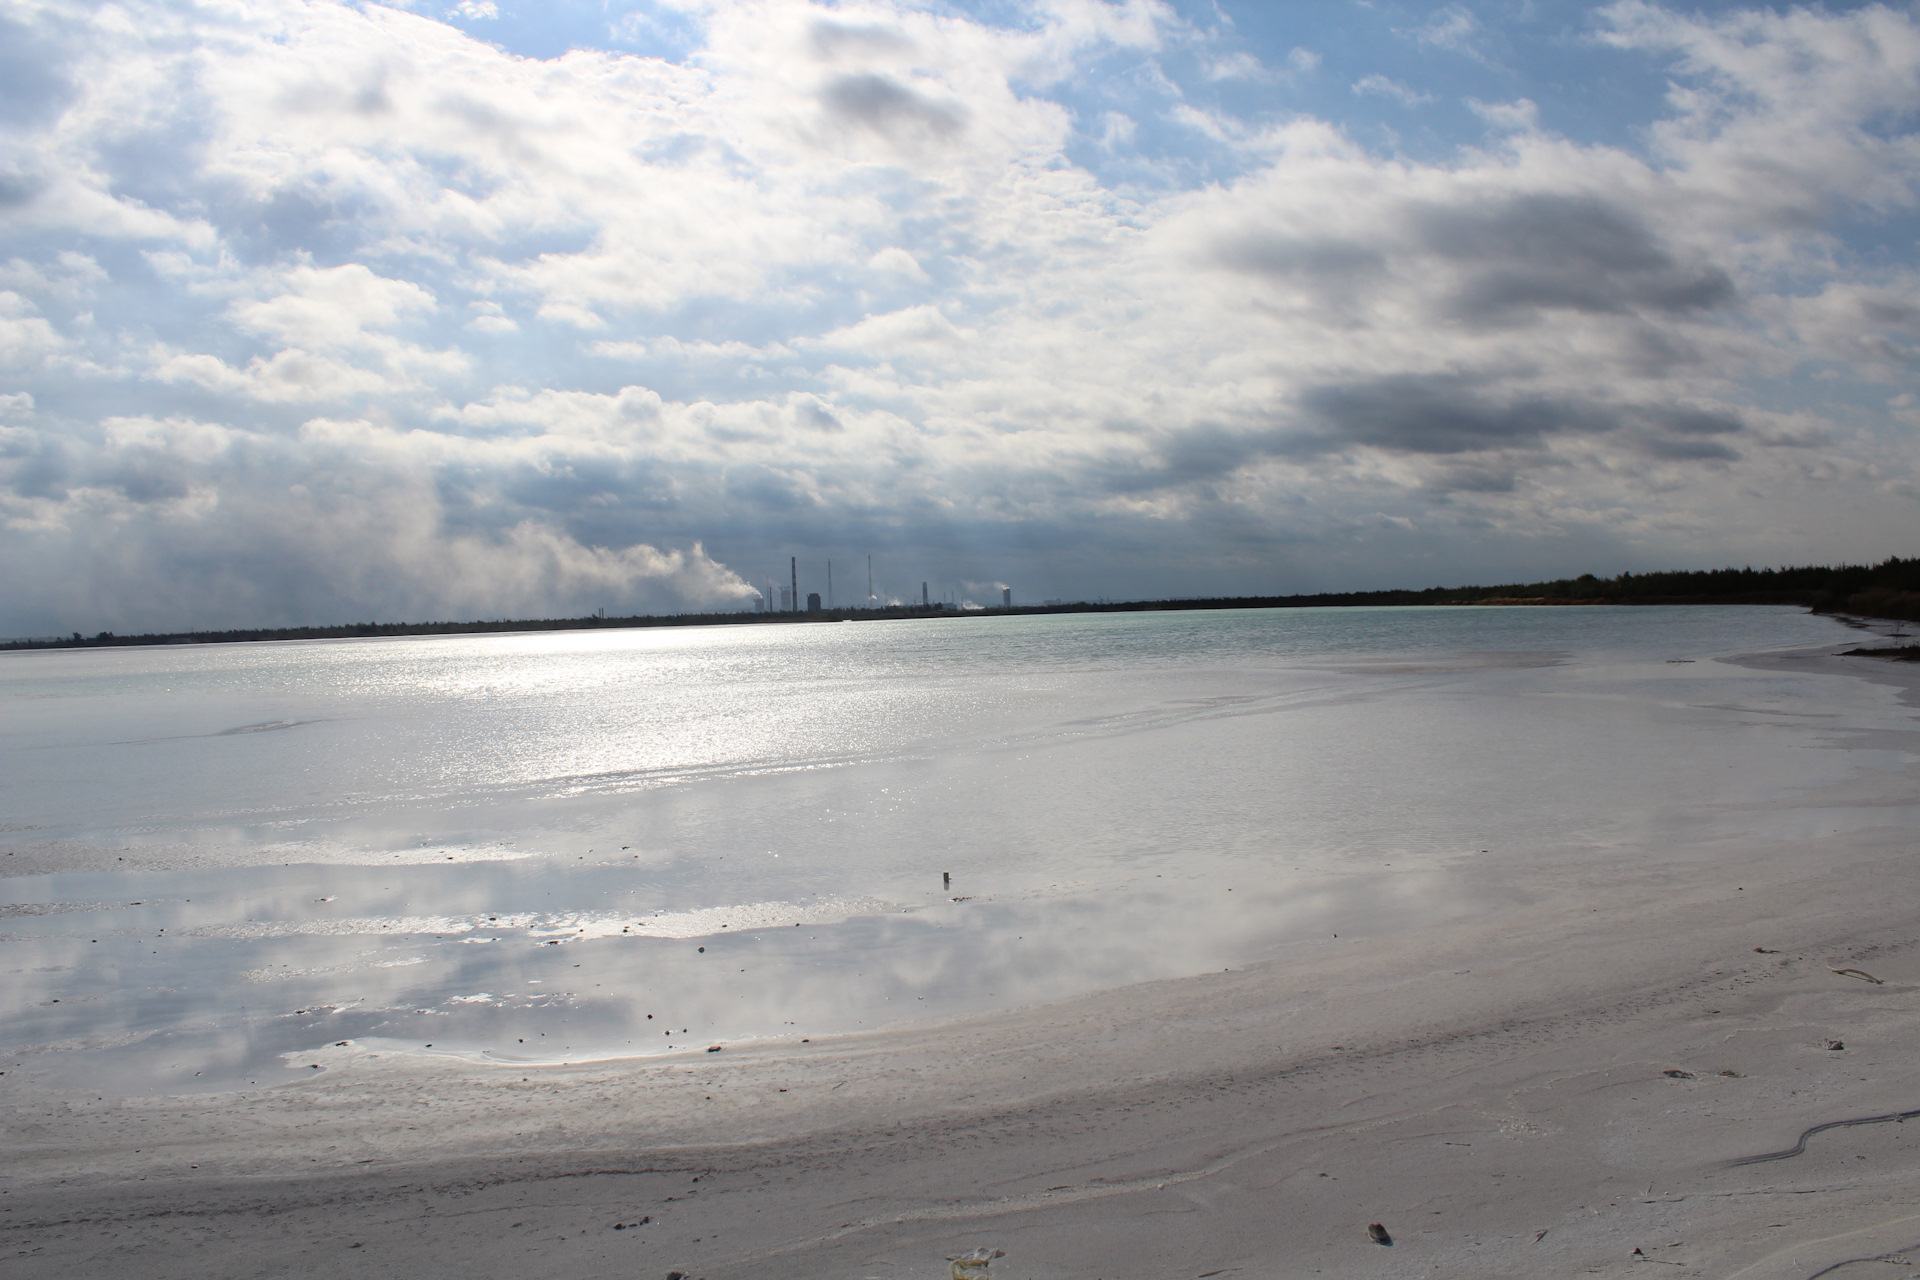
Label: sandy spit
xmin=4 ymin=651 xmax=1919 ymax=1280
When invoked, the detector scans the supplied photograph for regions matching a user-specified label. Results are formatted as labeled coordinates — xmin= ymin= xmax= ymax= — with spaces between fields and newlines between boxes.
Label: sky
xmin=1 ymin=0 xmax=1918 ymax=632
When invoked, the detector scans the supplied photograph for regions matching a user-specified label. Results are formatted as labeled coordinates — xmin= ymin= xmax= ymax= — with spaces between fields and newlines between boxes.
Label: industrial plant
xmin=758 ymin=555 xmax=1014 ymax=616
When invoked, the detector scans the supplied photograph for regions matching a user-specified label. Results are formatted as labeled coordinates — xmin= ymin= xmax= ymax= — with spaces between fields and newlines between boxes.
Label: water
xmin=0 ymin=605 xmax=1905 ymax=1092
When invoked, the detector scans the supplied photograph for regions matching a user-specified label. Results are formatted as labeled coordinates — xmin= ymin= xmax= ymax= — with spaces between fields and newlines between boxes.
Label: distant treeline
xmin=5 ymin=556 xmax=1916 ymax=651
xmin=1163 ymin=555 xmax=1920 ymax=619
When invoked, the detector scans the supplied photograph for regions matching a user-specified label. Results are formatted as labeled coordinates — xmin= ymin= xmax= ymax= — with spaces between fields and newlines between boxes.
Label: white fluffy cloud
xmin=0 ymin=0 xmax=1916 ymax=633
xmin=1 ymin=411 xmax=755 ymax=628
xmin=0 ymin=291 xmax=64 ymax=368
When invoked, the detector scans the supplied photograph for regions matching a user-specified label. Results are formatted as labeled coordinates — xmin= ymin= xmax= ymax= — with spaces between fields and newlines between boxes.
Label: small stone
xmin=1367 ymin=1222 xmax=1392 ymax=1244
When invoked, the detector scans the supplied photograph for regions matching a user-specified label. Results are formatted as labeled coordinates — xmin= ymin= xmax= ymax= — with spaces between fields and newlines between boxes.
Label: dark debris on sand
xmin=1843 ymin=644 xmax=1920 ymax=661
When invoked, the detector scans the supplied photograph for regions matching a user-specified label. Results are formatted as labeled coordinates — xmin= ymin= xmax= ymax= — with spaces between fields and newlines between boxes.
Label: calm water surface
xmin=0 ymin=606 xmax=1906 ymax=1090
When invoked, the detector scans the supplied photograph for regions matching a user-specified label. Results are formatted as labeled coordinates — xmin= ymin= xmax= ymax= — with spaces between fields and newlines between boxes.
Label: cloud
xmin=0 ymin=251 xmax=107 ymax=301
xmin=150 ymin=346 xmax=401 ymax=403
xmin=0 ymin=291 xmax=64 ymax=368
xmin=1598 ymin=0 xmax=1920 ymax=222
xmin=587 ymin=336 xmax=790 ymax=363
xmin=1411 ymin=193 xmax=1737 ymax=323
xmin=1204 ymin=51 xmax=1267 ymax=82
xmin=1353 ymin=74 xmax=1433 ymax=107
xmin=0 ymin=411 xmax=756 ymax=630
xmin=1468 ymin=97 xmax=1539 ymax=132
xmin=228 ymin=264 xmax=438 ymax=351
xmin=1094 ymin=109 xmax=1137 ymax=151
xmin=537 ymin=302 xmax=607 ymax=330
xmin=819 ymin=72 xmax=969 ymax=147
xmin=1777 ymin=279 xmax=1920 ymax=373
xmin=1301 ymin=373 xmax=1611 ymax=455
xmin=1406 ymin=5 xmax=1484 ymax=56
xmin=867 ymin=246 xmax=930 ymax=281
xmin=809 ymin=18 xmax=915 ymax=60
xmin=812 ymin=305 xmax=975 ymax=357
xmin=465 ymin=300 xmax=517 ymax=333
xmin=0 ymin=0 xmax=1917 ymax=630
xmin=1296 ymin=374 xmax=1747 ymax=463
xmin=146 ymin=260 xmax=469 ymax=404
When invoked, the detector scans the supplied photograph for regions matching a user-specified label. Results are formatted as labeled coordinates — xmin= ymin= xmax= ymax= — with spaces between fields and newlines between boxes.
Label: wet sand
xmin=5 ymin=648 xmax=1919 ymax=1279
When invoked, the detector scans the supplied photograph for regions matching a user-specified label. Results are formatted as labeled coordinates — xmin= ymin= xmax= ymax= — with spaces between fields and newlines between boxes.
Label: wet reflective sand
xmin=1 ymin=605 xmax=1896 ymax=1093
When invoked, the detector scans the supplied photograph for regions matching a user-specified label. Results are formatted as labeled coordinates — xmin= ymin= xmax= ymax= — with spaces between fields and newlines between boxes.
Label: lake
xmin=0 ymin=604 xmax=1898 ymax=1091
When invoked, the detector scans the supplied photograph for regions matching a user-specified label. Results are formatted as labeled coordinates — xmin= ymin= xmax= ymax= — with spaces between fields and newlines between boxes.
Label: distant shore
xmin=6 ymin=555 xmax=1917 ymax=651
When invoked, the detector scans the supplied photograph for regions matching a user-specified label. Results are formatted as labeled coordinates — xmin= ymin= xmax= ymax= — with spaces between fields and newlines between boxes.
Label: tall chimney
xmin=791 ymin=557 xmax=798 ymax=615
xmin=922 ymin=581 xmax=929 ymax=607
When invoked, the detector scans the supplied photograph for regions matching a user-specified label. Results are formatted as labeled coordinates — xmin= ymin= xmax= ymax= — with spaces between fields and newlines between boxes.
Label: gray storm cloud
xmin=1411 ymin=193 xmax=1737 ymax=322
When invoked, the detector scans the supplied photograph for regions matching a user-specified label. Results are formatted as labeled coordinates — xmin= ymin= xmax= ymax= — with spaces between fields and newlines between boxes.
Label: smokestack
xmin=791 ymin=557 xmax=798 ymax=615
xmin=922 ymin=581 xmax=929 ymax=607
xmin=1002 ymin=587 xmax=1011 ymax=609
xmin=827 ymin=560 xmax=833 ymax=609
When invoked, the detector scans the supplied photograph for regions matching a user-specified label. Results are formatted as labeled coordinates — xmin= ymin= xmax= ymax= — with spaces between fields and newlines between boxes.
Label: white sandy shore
xmin=4 ymin=647 xmax=1919 ymax=1279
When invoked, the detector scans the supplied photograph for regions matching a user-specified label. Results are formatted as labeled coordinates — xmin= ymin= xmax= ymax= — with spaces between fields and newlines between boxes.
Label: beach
xmin=13 ymin=0 xmax=1920 ymax=1271
xmin=4 ymin=618 xmax=1919 ymax=1277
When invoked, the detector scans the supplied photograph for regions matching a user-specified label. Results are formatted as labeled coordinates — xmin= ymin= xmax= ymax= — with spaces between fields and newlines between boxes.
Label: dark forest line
xmin=5 ymin=556 xmax=1917 ymax=651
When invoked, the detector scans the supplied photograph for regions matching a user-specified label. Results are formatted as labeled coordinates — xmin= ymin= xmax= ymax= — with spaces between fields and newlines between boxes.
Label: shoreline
xmin=4 ymin=583 xmax=1912 ymax=655
xmin=0 ymin=599 xmax=1890 ymax=656
xmin=4 ymin=643 xmax=1919 ymax=1278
